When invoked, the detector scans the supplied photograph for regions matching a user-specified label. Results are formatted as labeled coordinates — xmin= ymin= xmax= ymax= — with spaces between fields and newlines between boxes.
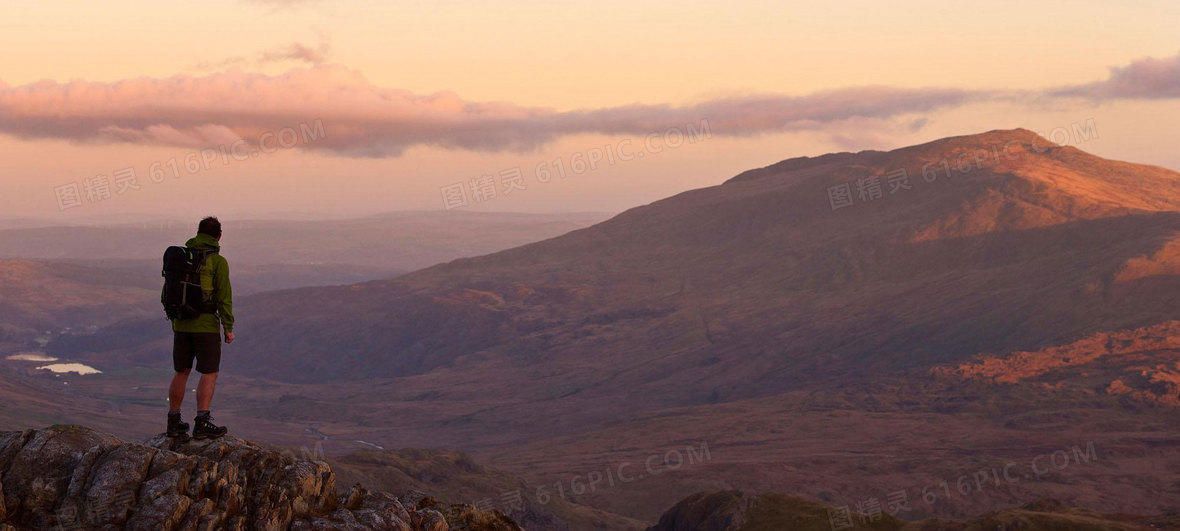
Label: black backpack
xmin=161 ymin=246 xmax=218 ymax=320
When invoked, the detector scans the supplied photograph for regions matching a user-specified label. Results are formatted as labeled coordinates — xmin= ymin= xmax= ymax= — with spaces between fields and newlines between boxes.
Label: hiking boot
xmin=192 ymin=414 xmax=228 ymax=440
xmin=166 ymin=415 xmax=190 ymax=439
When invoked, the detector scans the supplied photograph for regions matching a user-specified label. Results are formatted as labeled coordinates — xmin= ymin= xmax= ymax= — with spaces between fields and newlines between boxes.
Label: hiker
xmin=162 ymin=216 xmax=234 ymax=440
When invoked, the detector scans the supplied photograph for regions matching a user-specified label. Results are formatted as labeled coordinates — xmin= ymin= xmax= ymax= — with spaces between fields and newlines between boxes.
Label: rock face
xmin=0 ymin=425 xmax=467 ymax=530
xmin=645 ymin=491 xmax=751 ymax=531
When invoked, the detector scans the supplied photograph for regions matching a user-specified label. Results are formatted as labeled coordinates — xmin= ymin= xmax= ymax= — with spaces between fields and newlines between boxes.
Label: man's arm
xmin=216 ymin=256 xmax=234 ymax=343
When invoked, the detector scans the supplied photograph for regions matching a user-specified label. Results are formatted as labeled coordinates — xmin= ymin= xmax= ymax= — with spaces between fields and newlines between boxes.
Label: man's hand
xmin=225 ymin=331 xmax=235 ymax=344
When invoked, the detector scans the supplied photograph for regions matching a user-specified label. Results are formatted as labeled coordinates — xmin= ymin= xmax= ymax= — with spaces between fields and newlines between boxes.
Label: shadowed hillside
xmin=328 ymin=449 xmax=647 ymax=530
xmin=0 ymin=260 xmax=159 ymax=345
xmin=646 ymin=491 xmax=1176 ymax=530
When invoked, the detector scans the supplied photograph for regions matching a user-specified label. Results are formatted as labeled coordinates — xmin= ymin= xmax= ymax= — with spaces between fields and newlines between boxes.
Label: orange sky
xmin=1 ymin=0 xmax=1178 ymax=220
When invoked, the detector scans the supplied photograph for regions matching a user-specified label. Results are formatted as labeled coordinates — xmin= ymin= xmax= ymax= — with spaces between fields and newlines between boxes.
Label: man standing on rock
xmin=165 ymin=216 xmax=233 ymax=440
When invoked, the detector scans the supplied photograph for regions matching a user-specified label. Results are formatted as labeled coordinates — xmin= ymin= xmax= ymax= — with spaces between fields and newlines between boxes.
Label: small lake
xmin=36 ymin=363 xmax=102 ymax=375
xmin=7 ymin=352 xmax=59 ymax=362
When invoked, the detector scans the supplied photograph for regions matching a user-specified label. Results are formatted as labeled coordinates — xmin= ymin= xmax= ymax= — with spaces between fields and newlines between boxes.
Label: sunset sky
xmin=2 ymin=0 xmax=1179 ymax=220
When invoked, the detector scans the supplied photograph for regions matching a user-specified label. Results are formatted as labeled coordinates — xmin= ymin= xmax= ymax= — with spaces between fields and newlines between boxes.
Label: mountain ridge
xmin=58 ymin=129 xmax=1180 ymax=386
xmin=227 ymin=128 xmax=1180 ymax=380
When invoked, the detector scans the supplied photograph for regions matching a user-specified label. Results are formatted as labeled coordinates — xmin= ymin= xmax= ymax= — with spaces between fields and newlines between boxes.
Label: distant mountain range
xmin=0 ymin=210 xmax=611 ymax=274
xmin=0 ymin=210 xmax=607 ymax=344
xmin=186 ymin=129 xmax=1180 ymax=387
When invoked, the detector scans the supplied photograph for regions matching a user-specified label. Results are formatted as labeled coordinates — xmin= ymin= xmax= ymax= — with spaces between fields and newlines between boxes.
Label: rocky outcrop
xmin=0 ymin=425 xmax=505 ymax=530
xmin=645 ymin=491 xmax=751 ymax=531
xmin=644 ymin=491 xmax=904 ymax=531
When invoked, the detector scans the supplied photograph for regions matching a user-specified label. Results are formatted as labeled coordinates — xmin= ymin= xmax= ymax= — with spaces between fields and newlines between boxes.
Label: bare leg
xmin=196 ymin=372 xmax=219 ymax=411
xmin=169 ymin=369 xmax=191 ymax=412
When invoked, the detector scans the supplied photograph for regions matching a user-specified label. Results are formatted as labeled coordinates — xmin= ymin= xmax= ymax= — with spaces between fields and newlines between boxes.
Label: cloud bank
xmin=1050 ymin=52 xmax=1180 ymax=100
xmin=0 ymin=52 xmax=1177 ymax=157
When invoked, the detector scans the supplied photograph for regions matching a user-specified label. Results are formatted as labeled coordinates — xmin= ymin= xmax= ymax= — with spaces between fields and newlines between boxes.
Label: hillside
xmin=646 ymin=491 xmax=1177 ymax=530
xmin=0 ymin=260 xmax=159 ymax=345
xmin=328 ymin=449 xmax=647 ymax=530
xmin=932 ymin=320 xmax=1180 ymax=406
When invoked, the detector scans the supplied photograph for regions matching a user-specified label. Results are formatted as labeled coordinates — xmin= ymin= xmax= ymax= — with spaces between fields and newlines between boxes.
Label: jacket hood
xmin=185 ymin=233 xmax=221 ymax=251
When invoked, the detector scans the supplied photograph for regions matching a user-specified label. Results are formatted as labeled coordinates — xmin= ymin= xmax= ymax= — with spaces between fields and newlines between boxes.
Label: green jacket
xmin=164 ymin=233 xmax=234 ymax=334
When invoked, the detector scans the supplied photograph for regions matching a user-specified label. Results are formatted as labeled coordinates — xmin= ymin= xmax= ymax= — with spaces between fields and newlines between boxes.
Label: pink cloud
xmin=1051 ymin=51 xmax=1180 ymax=100
xmin=258 ymin=41 xmax=329 ymax=65
xmin=200 ymin=37 xmax=332 ymax=70
xmin=95 ymin=124 xmax=244 ymax=148
xmin=0 ymin=65 xmax=984 ymax=157
xmin=2 ymin=52 xmax=1176 ymax=158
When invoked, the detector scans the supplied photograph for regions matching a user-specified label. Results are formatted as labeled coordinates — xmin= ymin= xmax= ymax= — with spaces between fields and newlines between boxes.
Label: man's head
xmin=198 ymin=216 xmax=222 ymax=240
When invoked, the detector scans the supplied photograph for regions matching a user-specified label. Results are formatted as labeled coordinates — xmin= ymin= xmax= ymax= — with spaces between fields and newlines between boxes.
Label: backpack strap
xmin=187 ymin=247 xmax=220 ymax=312
xmin=184 ymin=247 xmax=218 ymax=264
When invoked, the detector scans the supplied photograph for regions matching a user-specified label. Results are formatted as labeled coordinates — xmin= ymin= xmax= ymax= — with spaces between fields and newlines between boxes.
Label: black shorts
xmin=173 ymin=332 xmax=222 ymax=374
